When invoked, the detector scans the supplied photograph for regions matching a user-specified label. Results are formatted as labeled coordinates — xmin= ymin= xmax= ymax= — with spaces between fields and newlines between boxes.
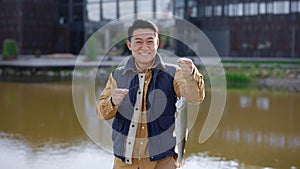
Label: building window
xmin=291 ymin=1 xmax=298 ymax=12
xmin=274 ymin=1 xmax=290 ymax=14
xmin=137 ymin=0 xmax=152 ymax=13
xmin=156 ymin=0 xmax=172 ymax=14
xmin=103 ymin=1 xmax=116 ymax=20
xmin=73 ymin=4 xmax=83 ymax=22
xmin=249 ymin=2 xmax=258 ymax=16
xmin=187 ymin=0 xmax=198 ymax=18
xmin=237 ymin=3 xmax=243 ymax=16
xmin=156 ymin=0 xmax=172 ymax=19
xmin=267 ymin=2 xmax=273 ymax=14
xmin=205 ymin=5 xmax=212 ymax=17
xmin=59 ymin=6 xmax=69 ymax=23
xmin=229 ymin=3 xmax=243 ymax=16
xmin=224 ymin=4 xmax=229 ymax=16
xmin=214 ymin=5 xmax=222 ymax=16
xmin=259 ymin=2 xmax=266 ymax=14
xmin=174 ymin=0 xmax=184 ymax=18
xmin=86 ymin=2 xmax=100 ymax=22
xmin=199 ymin=5 xmax=205 ymax=17
xmin=229 ymin=4 xmax=235 ymax=16
xmin=120 ymin=0 xmax=134 ymax=19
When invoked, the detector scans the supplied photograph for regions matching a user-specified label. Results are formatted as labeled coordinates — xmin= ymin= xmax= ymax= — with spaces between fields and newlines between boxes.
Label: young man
xmin=96 ymin=19 xmax=205 ymax=169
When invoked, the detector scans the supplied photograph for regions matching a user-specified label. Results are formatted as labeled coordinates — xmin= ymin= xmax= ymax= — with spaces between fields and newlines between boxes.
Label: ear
xmin=155 ymin=33 xmax=160 ymax=47
xmin=126 ymin=40 xmax=132 ymax=50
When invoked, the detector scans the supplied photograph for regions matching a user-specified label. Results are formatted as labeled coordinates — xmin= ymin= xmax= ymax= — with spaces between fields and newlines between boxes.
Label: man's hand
xmin=111 ymin=88 xmax=129 ymax=106
xmin=177 ymin=58 xmax=195 ymax=76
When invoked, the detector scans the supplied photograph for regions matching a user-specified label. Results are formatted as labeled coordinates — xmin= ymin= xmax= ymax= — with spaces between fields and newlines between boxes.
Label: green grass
xmin=198 ymin=59 xmax=299 ymax=89
xmin=221 ymin=59 xmax=300 ymax=65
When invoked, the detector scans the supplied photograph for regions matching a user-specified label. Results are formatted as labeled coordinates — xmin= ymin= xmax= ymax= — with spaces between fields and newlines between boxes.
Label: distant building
xmin=1 ymin=0 xmax=299 ymax=57
xmin=84 ymin=0 xmax=300 ymax=58
xmin=0 ymin=0 xmax=58 ymax=54
xmin=58 ymin=0 xmax=84 ymax=54
xmin=196 ymin=0 xmax=300 ymax=58
xmin=0 ymin=0 xmax=84 ymax=55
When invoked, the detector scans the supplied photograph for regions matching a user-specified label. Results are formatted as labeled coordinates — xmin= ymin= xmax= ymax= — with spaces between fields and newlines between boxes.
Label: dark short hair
xmin=127 ymin=19 xmax=158 ymax=41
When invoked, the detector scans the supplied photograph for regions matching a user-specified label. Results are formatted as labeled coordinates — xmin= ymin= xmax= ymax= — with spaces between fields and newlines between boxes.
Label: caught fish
xmin=174 ymin=97 xmax=188 ymax=168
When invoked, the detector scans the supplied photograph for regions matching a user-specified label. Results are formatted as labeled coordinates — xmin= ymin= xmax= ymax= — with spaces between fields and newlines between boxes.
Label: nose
xmin=141 ymin=42 xmax=150 ymax=50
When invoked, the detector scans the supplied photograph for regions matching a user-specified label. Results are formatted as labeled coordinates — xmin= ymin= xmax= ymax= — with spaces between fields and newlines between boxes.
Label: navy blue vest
xmin=111 ymin=58 xmax=178 ymax=162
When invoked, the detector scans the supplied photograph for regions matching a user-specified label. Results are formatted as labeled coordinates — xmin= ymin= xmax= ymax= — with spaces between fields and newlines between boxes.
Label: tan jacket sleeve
xmin=96 ymin=73 xmax=118 ymax=120
xmin=174 ymin=66 xmax=205 ymax=104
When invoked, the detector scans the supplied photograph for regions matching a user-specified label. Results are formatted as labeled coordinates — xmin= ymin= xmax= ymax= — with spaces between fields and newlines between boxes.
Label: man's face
xmin=126 ymin=28 xmax=159 ymax=66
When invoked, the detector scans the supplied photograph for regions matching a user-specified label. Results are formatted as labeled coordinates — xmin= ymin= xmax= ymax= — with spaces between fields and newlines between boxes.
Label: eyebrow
xmin=133 ymin=37 xmax=154 ymax=41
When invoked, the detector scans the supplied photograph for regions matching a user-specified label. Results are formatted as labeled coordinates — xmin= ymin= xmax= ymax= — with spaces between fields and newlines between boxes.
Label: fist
xmin=177 ymin=58 xmax=195 ymax=76
xmin=112 ymin=88 xmax=129 ymax=106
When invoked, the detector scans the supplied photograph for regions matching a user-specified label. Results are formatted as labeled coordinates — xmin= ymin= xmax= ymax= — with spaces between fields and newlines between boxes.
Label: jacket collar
xmin=123 ymin=53 xmax=166 ymax=75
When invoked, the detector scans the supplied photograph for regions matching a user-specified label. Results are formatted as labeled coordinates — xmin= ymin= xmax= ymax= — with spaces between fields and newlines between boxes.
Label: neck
xmin=135 ymin=60 xmax=154 ymax=72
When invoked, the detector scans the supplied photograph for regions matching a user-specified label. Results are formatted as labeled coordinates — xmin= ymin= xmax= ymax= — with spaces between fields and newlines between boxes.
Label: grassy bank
xmin=221 ymin=59 xmax=300 ymax=65
xmin=198 ymin=59 xmax=300 ymax=90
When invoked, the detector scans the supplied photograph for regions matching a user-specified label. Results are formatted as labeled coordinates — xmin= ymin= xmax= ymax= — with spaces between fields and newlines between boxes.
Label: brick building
xmin=0 ymin=0 xmax=58 ymax=54
xmin=84 ymin=0 xmax=300 ymax=58
xmin=1 ymin=0 xmax=299 ymax=57
xmin=0 ymin=0 xmax=84 ymax=55
xmin=195 ymin=0 xmax=300 ymax=57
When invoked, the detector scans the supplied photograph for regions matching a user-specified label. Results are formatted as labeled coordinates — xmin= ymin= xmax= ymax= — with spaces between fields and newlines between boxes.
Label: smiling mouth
xmin=139 ymin=52 xmax=151 ymax=56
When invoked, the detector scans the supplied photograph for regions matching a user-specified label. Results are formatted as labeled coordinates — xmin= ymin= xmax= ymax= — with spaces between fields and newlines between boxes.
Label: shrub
xmin=35 ymin=49 xmax=41 ymax=58
xmin=2 ymin=39 xmax=19 ymax=60
xmin=226 ymin=72 xmax=252 ymax=88
xmin=85 ymin=37 xmax=99 ymax=61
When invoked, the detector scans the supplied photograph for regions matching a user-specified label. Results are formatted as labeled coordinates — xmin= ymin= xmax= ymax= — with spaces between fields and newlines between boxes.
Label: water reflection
xmin=190 ymin=89 xmax=300 ymax=168
xmin=214 ymin=128 xmax=300 ymax=149
xmin=240 ymin=96 xmax=252 ymax=109
xmin=240 ymin=95 xmax=270 ymax=110
xmin=0 ymin=132 xmax=240 ymax=169
xmin=0 ymin=132 xmax=114 ymax=169
xmin=0 ymin=82 xmax=299 ymax=169
xmin=256 ymin=97 xmax=269 ymax=110
xmin=0 ymin=82 xmax=85 ymax=145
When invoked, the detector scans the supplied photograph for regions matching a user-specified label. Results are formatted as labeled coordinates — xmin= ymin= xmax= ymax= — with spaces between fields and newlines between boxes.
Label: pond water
xmin=0 ymin=81 xmax=299 ymax=169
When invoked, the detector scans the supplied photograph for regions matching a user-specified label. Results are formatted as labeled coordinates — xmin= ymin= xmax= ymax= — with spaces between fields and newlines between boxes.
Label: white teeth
xmin=140 ymin=53 xmax=150 ymax=56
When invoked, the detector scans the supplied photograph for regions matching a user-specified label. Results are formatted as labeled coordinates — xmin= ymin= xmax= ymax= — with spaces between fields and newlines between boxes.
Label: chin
xmin=138 ymin=54 xmax=154 ymax=59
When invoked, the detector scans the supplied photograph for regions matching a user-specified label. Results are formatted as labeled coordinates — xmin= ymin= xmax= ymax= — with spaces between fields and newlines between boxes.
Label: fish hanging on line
xmin=174 ymin=97 xmax=188 ymax=168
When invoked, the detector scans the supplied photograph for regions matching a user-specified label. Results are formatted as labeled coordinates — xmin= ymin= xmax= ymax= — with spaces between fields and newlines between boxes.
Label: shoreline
xmin=1 ymin=55 xmax=300 ymax=91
